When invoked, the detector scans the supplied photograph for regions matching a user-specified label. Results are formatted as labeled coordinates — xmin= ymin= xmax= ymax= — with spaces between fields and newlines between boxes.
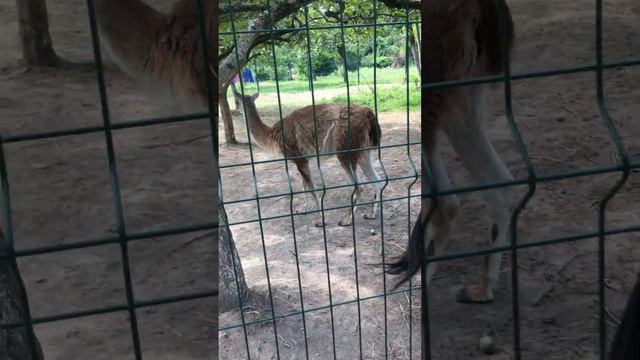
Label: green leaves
xmin=220 ymin=0 xmax=419 ymax=83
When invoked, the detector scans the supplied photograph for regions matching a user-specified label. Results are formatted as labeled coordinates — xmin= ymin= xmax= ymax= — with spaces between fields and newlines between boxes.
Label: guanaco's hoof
xmin=363 ymin=212 xmax=376 ymax=220
xmin=314 ymin=219 xmax=325 ymax=227
xmin=338 ymin=219 xmax=352 ymax=226
xmin=455 ymin=285 xmax=494 ymax=304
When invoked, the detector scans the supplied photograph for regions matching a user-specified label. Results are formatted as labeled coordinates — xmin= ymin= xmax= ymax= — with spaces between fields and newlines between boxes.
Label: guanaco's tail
xmin=385 ymin=207 xmax=428 ymax=289
xmin=368 ymin=110 xmax=381 ymax=148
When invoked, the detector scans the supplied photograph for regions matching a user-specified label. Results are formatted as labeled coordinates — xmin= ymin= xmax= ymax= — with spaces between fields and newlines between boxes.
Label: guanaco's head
xmin=230 ymin=81 xmax=259 ymax=106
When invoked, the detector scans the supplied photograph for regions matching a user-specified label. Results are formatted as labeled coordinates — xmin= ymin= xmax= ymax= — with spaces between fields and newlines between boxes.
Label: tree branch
xmin=218 ymin=0 xmax=314 ymax=92
xmin=255 ymin=29 xmax=297 ymax=44
xmin=219 ymin=4 xmax=268 ymax=14
xmin=219 ymin=46 xmax=234 ymax=61
xmin=379 ymin=0 xmax=420 ymax=10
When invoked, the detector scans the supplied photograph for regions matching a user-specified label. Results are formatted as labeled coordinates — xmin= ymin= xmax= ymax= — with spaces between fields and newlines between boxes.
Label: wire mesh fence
xmin=218 ymin=0 xmax=421 ymax=358
xmin=218 ymin=0 xmax=425 ymax=358
xmin=218 ymin=0 xmax=640 ymax=359
xmin=0 ymin=0 xmax=217 ymax=358
xmin=1 ymin=0 xmax=638 ymax=359
xmin=417 ymin=0 xmax=637 ymax=358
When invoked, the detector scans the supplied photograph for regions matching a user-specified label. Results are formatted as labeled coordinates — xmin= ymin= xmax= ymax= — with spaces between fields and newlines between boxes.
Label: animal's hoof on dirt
xmin=455 ymin=285 xmax=494 ymax=304
xmin=363 ymin=212 xmax=376 ymax=219
xmin=314 ymin=219 xmax=325 ymax=227
xmin=338 ymin=219 xmax=352 ymax=226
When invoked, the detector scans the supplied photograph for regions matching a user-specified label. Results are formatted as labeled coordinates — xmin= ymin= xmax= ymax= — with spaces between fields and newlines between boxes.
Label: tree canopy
xmin=218 ymin=0 xmax=420 ymax=88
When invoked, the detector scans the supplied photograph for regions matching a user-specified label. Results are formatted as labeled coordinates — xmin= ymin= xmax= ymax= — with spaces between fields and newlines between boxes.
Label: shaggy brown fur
xmin=422 ymin=0 xmax=513 ymax=137
xmin=93 ymin=0 xmax=216 ymax=104
xmin=260 ymin=104 xmax=380 ymax=158
xmin=232 ymin=86 xmax=383 ymax=227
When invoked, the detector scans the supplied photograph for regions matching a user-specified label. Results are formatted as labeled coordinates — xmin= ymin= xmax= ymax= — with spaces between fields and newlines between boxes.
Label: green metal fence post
xmin=85 ymin=1 xmax=142 ymax=357
xmin=594 ymin=1 xmax=631 ymax=358
xmin=227 ymin=0 xmax=282 ymax=357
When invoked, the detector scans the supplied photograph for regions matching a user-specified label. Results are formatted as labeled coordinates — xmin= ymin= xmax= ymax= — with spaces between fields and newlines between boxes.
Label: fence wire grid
xmin=219 ymin=0 xmax=640 ymax=359
xmin=0 ymin=0 xmax=217 ymax=359
xmin=219 ymin=0 xmax=422 ymax=359
xmin=0 ymin=0 xmax=638 ymax=359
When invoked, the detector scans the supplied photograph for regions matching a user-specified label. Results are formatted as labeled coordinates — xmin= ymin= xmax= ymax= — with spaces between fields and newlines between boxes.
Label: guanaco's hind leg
xmin=423 ymin=132 xmax=460 ymax=284
xmin=294 ymin=159 xmax=324 ymax=227
xmin=386 ymin=131 xmax=460 ymax=286
xmin=358 ymin=150 xmax=383 ymax=220
xmin=444 ymin=86 xmax=514 ymax=303
xmin=338 ymin=154 xmax=363 ymax=226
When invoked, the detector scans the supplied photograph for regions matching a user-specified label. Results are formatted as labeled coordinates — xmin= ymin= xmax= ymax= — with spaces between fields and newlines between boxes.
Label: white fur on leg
xmin=338 ymin=165 xmax=364 ymax=226
xmin=295 ymin=161 xmax=324 ymax=226
xmin=444 ymin=86 xmax=514 ymax=302
xmin=359 ymin=151 xmax=383 ymax=219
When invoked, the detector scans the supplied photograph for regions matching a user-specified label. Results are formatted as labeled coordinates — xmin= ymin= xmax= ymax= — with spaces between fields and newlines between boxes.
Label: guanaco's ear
xmin=251 ymin=92 xmax=259 ymax=101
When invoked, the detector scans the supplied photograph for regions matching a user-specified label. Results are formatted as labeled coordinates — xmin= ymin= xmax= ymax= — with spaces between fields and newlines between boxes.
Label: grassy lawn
xmin=233 ymin=67 xmax=421 ymax=113
xmin=319 ymin=85 xmax=420 ymax=112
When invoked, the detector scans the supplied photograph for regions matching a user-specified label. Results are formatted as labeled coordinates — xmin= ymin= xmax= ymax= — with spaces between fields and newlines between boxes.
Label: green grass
xmin=233 ymin=66 xmax=420 ymax=112
xmin=241 ymin=67 xmax=419 ymax=93
xmin=319 ymin=85 xmax=420 ymax=112
xmin=248 ymin=74 xmax=345 ymax=93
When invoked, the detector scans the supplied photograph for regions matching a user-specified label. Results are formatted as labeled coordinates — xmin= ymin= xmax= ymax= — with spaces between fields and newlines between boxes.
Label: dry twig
xmin=532 ymin=283 xmax=554 ymax=307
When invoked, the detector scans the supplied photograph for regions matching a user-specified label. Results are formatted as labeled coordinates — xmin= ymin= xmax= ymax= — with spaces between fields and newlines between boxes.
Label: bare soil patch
xmin=1 ymin=0 xmax=215 ymax=359
xmin=218 ymin=1 xmax=640 ymax=359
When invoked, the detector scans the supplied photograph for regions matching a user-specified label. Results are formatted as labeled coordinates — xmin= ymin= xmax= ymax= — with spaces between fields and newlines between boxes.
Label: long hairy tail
xmin=368 ymin=109 xmax=381 ymax=147
xmin=385 ymin=207 xmax=428 ymax=290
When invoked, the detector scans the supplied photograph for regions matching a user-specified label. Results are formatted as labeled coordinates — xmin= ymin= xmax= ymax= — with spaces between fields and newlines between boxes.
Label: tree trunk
xmin=14 ymin=0 xmax=59 ymax=66
xmin=287 ymin=63 xmax=293 ymax=81
xmin=232 ymin=95 xmax=242 ymax=116
xmin=337 ymin=43 xmax=348 ymax=83
xmin=356 ymin=45 xmax=360 ymax=85
xmin=219 ymin=85 xmax=239 ymax=145
xmin=408 ymin=23 xmax=421 ymax=78
xmin=1 ymin=233 xmax=44 ymax=360
xmin=218 ymin=0 xmax=314 ymax=89
xmin=218 ymin=203 xmax=248 ymax=313
xmin=609 ymin=272 xmax=640 ymax=359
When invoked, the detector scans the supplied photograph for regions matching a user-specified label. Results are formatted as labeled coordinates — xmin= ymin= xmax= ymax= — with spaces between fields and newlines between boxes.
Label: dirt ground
xmin=0 ymin=0 xmax=215 ymax=359
xmin=0 ymin=0 xmax=638 ymax=360
xmin=218 ymin=1 xmax=640 ymax=360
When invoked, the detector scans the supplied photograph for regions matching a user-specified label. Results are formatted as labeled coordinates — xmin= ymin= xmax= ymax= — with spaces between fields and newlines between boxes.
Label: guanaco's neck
xmin=92 ymin=0 xmax=164 ymax=75
xmin=242 ymin=102 xmax=276 ymax=148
